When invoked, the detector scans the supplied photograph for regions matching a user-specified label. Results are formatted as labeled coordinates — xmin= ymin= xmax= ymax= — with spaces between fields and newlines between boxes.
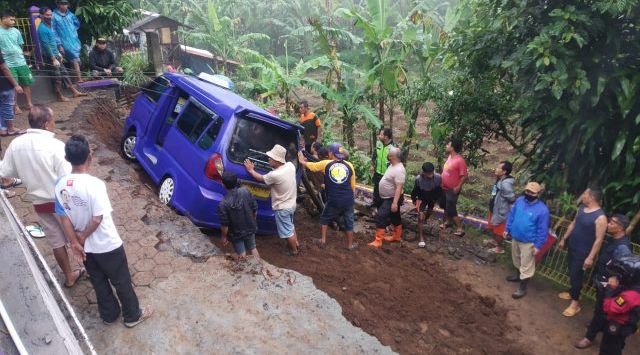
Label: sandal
xmin=64 ymin=268 xmax=86 ymax=288
xmin=26 ymin=223 xmax=46 ymax=238
xmin=453 ymin=230 xmax=466 ymax=237
xmin=124 ymin=306 xmax=153 ymax=328
xmin=346 ymin=242 xmax=359 ymax=251
xmin=4 ymin=129 xmax=26 ymax=136
xmin=0 ymin=177 xmax=22 ymax=189
xmin=562 ymin=306 xmax=581 ymax=317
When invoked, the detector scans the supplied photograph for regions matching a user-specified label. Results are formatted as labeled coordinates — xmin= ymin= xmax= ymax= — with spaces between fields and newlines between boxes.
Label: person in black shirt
xmin=410 ymin=162 xmax=442 ymax=248
xmin=88 ymin=38 xmax=123 ymax=78
xmin=574 ymin=214 xmax=633 ymax=350
xmin=218 ymin=172 xmax=259 ymax=258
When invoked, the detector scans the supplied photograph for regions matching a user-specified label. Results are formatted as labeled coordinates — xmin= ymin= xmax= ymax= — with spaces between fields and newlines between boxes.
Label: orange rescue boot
xmin=368 ymin=228 xmax=386 ymax=248
xmin=384 ymin=225 xmax=403 ymax=242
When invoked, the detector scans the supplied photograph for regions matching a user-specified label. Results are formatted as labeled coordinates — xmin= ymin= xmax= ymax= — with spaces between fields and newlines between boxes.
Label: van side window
xmin=176 ymin=100 xmax=218 ymax=145
xmin=142 ymin=76 xmax=170 ymax=103
xmin=197 ymin=118 xmax=223 ymax=150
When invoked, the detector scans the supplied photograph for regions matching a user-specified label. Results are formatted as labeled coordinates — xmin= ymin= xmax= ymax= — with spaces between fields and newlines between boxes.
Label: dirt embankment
xmin=215 ymin=215 xmax=530 ymax=355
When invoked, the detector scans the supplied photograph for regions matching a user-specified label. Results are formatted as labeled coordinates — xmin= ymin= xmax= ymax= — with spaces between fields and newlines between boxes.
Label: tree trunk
xmin=342 ymin=118 xmax=355 ymax=148
xmin=388 ymin=99 xmax=394 ymax=133
xmin=378 ymin=94 xmax=385 ymax=126
xmin=401 ymin=104 xmax=420 ymax=159
xmin=626 ymin=209 xmax=640 ymax=236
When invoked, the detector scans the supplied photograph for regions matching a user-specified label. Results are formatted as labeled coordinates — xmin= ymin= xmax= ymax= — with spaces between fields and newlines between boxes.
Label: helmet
xmin=606 ymin=255 xmax=640 ymax=288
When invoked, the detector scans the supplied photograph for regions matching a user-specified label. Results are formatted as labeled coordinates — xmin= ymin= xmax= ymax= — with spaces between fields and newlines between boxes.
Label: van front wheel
xmin=121 ymin=132 xmax=137 ymax=161
xmin=159 ymin=177 xmax=175 ymax=205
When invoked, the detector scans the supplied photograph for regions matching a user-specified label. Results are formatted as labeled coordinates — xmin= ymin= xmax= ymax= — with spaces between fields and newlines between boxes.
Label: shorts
xmin=417 ymin=198 xmax=436 ymax=212
xmin=231 ymin=234 xmax=256 ymax=255
xmin=274 ymin=208 xmax=295 ymax=238
xmin=9 ymin=65 xmax=34 ymax=86
xmin=320 ymin=202 xmax=355 ymax=232
xmin=37 ymin=212 xmax=68 ymax=249
xmin=439 ymin=189 xmax=459 ymax=218
xmin=0 ymin=89 xmax=15 ymax=128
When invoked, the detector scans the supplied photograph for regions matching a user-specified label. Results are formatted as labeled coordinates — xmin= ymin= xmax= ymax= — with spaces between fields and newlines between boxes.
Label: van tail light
xmin=205 ymin=153 xmax=224 ymax=182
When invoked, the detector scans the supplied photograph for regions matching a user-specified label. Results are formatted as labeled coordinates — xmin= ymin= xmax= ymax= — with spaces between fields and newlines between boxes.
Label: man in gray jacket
xmin=486 ymin=161 xmax=516 ymax=254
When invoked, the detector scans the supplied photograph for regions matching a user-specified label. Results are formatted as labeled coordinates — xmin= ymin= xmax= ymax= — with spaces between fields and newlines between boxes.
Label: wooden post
xmin=146 ymin=31 xmax=163 ymax=75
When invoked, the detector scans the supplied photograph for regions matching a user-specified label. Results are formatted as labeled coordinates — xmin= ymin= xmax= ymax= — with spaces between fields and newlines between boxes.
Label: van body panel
xmin=123 ymin=73 xmax=303 ymax=234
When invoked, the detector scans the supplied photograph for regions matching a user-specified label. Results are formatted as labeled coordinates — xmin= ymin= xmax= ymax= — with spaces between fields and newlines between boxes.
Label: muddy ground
xmin=3 ymin=92 xmax=638 ymax=354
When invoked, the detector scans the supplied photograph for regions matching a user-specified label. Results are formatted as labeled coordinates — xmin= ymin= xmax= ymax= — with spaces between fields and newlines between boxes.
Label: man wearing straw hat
xmin=244 ymin=144 xmax=299 ymax=256
xmin=504 ymin=181 xmax=550 ymax=299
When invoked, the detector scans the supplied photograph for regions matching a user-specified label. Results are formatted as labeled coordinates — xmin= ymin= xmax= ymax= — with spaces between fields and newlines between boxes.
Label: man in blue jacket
xmin=504 ymin=182 xmax=550 ymax=299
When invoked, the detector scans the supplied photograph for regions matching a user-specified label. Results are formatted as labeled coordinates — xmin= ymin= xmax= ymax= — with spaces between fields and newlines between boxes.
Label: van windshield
xmin=227 ymin=116 xmax=298 ymax=172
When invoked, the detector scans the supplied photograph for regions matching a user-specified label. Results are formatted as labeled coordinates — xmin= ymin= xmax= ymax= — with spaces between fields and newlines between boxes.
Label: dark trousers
xmin=568 ymin=249 xmax=589 ymax=300
xmin=85 ymin=245 xmax=140 ymax=323
xmin=372 ymin=173 xmax=383 ymax=208
xmin=599 ymin=332 xmax=627 ymax=355
xmin=586 ymin=288 xmax=606 ymax=340
xmin=376 ymin=198 xmax=402 ymax=228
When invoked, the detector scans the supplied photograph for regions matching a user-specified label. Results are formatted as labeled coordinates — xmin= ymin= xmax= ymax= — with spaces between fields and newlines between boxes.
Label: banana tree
xmin=184 ymin=0 xmax=270 ymax=73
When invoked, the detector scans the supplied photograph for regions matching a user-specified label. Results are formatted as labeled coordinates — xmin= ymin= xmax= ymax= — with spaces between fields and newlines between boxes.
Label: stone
xmin=132 ymin=271 xmax=154 ymax=286
xmin=134 ymin=258 xmax=156 ymax=272
xmin=153 ymin=252 xmax=173 ymax=265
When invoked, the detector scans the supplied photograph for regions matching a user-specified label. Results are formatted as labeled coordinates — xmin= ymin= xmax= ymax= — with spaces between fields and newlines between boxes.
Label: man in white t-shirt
xmin=369 ymin=147 xmax=406 ymax=247
xmin=244 ymin=144 xmax=299 ymax=256
xmin=55 ymin=135 xmax=152 ymax=328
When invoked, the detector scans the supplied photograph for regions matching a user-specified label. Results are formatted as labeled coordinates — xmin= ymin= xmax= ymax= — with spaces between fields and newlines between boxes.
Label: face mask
xmin=524 ymin=193 xmax=537 ymax=202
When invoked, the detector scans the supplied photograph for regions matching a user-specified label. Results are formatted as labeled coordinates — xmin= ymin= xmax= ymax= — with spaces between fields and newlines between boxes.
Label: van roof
xmin=164 ymin=72 xmax=302 ymax=130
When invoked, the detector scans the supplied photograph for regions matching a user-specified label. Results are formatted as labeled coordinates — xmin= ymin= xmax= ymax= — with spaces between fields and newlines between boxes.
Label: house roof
xmin=126 ymin=11 xmax=191 ymax=32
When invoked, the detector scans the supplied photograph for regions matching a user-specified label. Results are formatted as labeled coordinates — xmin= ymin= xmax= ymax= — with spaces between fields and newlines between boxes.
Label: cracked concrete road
xmin=1 ymin=96 xmax=393 ymax=354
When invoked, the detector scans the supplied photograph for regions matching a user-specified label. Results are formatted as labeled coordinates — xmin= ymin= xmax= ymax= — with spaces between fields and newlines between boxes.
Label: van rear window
xmin=227 ymin=117 xmax=298 ymax=171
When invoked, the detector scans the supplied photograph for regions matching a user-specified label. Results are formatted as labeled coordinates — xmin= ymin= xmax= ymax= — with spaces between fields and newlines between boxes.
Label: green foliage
xmin=439 ymin=0 xmax=640 ymax=212
xmin=120 ymin=51 xmax=150 ymax=87
xmin=74 ymin=0 xmax=137 ymax=40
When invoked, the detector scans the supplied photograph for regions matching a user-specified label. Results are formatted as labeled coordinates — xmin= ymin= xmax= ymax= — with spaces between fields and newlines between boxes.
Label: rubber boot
xmin=506 ymin=274 xmax=520 ymax=282
xmin=368 ymin=228 xmax=385 ymax=248
xmin=384 ymin=225 xmax=403 ymax=242
xmin=512 ymin=278 xmax=529 ymax=299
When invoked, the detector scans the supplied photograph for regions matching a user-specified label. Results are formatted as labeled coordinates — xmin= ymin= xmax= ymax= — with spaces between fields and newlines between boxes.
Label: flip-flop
xmin=558 ymin=292 xmax=572 ymax=300
xmin=453 ymin=230 xmax=466 ymax=237
xmin=5 ymin=130 xmax=26 ymax=136
xmin=64 ymin=268 xmax=86 ymax=288
xmin=26 ymin=224 xmax=46 ymax=238
xmin=0 ymin=178 xmax=22 ymax=189
xmin=562 ymin=306 xmax=581 ymax=317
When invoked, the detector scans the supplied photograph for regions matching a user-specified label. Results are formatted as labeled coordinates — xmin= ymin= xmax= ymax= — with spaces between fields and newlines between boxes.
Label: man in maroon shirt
xmin=439 ymin=137 xmax=468 ymax=236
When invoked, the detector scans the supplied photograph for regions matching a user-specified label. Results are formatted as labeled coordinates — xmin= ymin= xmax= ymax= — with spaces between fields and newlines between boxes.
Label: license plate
xmin=242 ymin=183 xmax=270 ymax=199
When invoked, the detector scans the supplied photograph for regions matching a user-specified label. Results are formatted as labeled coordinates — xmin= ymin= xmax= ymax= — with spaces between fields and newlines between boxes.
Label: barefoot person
xmin=557 ymin=187 xmax=607 ymax=317
xmin=298 ymin=142 xmax=358 ymax=250
xmin=37 ymin=7 xmax=85 ymax=102
xmin=56 ymin=135 xmax=152 ymax=327
xmin=369 ymin=147 xmax=405 ymax=247
xmin=439 ymin=137 xmax=468 ymax=237
xmin=0 ymin=47 xmax=23 ymax=136
xmin=244 ymin=144 xmax=299 ymax=256
xmin=0 ymin=105 xmax=83 ymax=287
xmin=218 ymin=171 xmax=260 ymax=259
xmin=574 ymin=214 xmax=632 ymax=350
xmin=0 ymin=11 xmax=34 ymax=113
xmin=504 ymin=182 xmax=550 ymax=299
xmin=410 ymin=162 xmax=442 ymax=248
xmin=53 ymin=0 xmax=82 ymax=83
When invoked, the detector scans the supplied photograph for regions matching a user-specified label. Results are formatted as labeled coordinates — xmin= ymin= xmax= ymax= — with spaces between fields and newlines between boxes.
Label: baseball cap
xmin=328 ymin=142 xmax=348 ymax=160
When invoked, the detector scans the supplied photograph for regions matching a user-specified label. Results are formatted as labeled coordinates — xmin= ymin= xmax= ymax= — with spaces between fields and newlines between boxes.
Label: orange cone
xmin=384 ymin=225 xmax=403 ymax=242
xmin=368 ymin=228 xmax=386 ymax=248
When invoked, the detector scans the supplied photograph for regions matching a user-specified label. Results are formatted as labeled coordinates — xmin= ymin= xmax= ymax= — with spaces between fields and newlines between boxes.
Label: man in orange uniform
xmin=299 ymin=100 xmax=321 ymax=151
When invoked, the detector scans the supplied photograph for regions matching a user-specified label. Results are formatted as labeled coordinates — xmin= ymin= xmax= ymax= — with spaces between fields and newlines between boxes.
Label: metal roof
xmin=126 ymin=12 xmax=191 ymax=32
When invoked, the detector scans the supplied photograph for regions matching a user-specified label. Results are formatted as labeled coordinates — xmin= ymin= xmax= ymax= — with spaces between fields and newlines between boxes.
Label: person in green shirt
xmin=370 ymin=128 xmax=396 ymax=210
xmin=0 ymin=11 xmax=34 ymax=113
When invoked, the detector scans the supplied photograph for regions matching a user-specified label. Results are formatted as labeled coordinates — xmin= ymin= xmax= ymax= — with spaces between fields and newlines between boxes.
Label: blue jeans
xmin=274 ymin=208 xmax=295 ymax=238
xmin=0 ymin=89 xmax=15 ymax=130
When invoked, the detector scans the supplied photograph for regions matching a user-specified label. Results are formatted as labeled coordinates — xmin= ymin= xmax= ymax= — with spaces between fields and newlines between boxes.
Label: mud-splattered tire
xmin=159 ymin=177 xmax=175 ymax=206
xmin=121 ymin=132 xmax=137 ymax=161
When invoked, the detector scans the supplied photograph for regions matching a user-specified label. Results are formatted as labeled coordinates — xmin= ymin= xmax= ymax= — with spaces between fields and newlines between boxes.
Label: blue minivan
xmin=121 ymin=73 xmax=303 ymax=234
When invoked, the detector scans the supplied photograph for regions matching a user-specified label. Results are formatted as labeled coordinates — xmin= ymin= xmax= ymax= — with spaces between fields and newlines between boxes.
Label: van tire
xmin=159 ymin=176 xmax=175 ymax=206
xmin=121 ymin=132 xmax=137 ymax=161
